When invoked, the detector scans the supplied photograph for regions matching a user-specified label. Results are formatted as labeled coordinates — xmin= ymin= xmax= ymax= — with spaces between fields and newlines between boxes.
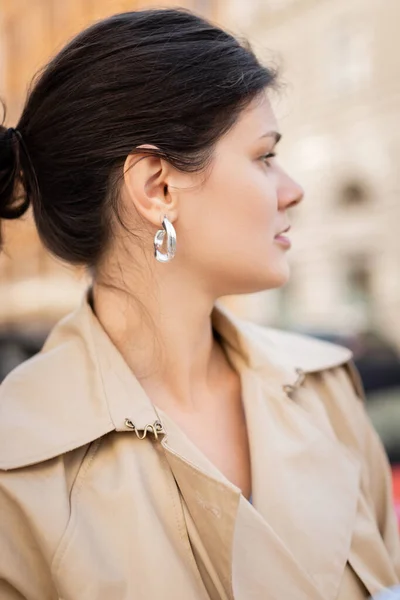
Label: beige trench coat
xmin=0 ymin=296 xmax=399 ymax=600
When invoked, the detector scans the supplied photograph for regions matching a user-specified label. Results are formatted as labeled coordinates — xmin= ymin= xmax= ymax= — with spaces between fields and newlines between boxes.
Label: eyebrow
xmin=259 ymin=131 xmax=282 ymax=144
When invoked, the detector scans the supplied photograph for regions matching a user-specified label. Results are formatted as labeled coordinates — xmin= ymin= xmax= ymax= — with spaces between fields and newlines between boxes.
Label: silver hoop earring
xmin=154 ymin=216 xmax=177 ymax=263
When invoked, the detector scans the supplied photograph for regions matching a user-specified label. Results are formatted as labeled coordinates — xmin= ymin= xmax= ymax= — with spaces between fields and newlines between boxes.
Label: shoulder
xmin=244 ymin=322 xmax=371 ymax=449
xmin=214 ymin=302 xmax=353 ymax=375
xmin=0 ymin=304 xmax=111 ymax=471
xmin=214 ymin=302 xmax=355 ymax=389
xmin=0 ymin=436 xmax=93 ymax=595
xmin=233 ymin=314 xmax=353 ymax=375
xmin=256 ymin=323 xmax=352 ymax=368
xmin=247 ymin=321 xmax=366 ymax=403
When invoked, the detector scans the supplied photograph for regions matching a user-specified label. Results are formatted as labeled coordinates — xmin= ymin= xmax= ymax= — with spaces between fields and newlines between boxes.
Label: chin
xmin=258 ymin=270 xmax=290 ymax=292
xmin=228 ymin=265 xmax=290 ymax=296
xmin=256 ymin=257 xmax=291 ymax=291
xmin=215 ymin=256 xmax=291 ymax=296
xmin=270 ymin=263 xmax=291 ymax=287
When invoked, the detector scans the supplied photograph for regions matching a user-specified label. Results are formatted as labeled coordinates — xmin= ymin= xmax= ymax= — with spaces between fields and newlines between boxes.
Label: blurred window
xmin=192 ymin=0 xmax=212 ymax=14
xmin=265 ymin=0 xmax=295 ymax=11
xmin=339 ymin=181 xmax=370 ymax=206
xmin=0 ymin=341 xmax=27 ymax=381
xmin=0 ymin=13 xmax=5 ymax=90
xmin=326 ymin=21 xmax=372 ymax=94
xmin=344 ymin=257 xmax=373 ymax=326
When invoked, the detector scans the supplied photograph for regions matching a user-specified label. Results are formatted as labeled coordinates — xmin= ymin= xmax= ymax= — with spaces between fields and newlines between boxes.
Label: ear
xmin=123 ymin=144 xmax=178 ymax=228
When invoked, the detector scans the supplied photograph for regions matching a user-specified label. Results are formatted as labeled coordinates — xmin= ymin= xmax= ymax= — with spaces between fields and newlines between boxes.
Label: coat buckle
xmin=124 ymin=418 xmax=165 ymax=440
xmin=283 ymin=368 xmax=306 ymax=395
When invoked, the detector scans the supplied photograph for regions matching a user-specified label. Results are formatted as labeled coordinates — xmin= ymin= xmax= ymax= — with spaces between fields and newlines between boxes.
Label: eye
xmin=260 ymin=152 xmax=276 ymax=167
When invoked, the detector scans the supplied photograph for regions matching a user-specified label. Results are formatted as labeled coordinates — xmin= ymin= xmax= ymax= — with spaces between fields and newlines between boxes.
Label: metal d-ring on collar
xmin=283 ymin=368 xmax=306 ymax=395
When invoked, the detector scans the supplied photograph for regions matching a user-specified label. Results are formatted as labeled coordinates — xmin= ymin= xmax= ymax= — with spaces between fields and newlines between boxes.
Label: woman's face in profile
xmin=118 ymin=90 xmax=304 ymax=299
xmin=175 ymin=90 xmax=305 ymax=297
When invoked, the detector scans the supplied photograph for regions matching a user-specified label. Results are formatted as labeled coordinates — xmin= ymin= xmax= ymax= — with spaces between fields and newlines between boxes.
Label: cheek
xmin=211 ymin=160 xmax=277 ymax=236
xmin=180 ymin=158 xmax=280 ymax=281
xmin=229 ymin=170 xmax=278 ymax=247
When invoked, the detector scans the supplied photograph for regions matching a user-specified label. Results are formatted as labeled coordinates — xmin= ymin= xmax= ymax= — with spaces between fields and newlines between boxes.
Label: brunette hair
xmin=0 ymin=8 xmax=278 ymax=266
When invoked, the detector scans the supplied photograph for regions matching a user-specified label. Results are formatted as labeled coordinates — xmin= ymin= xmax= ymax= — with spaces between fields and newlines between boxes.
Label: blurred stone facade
xmin=220 ymin=0 xmax=400 ymax=350
xmin=0 ymin=0 xmax=212 ymax=326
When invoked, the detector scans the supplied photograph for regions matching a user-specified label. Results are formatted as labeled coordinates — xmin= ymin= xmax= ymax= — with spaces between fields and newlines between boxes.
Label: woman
xmin=0 ymin=9 xmax=398 ymax=600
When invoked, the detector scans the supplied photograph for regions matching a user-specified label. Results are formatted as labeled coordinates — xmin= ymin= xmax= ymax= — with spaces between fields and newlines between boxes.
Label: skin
xmin=92 ymin=90 xmax=304 ymax=495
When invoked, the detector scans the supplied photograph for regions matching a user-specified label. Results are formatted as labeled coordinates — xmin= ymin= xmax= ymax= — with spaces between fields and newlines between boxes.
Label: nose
xmin=277 ymin=172 xmax=304 ymax=210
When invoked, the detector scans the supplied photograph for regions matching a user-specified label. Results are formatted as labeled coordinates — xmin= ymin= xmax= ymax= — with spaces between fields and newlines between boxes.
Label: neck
xmin=91 ymin=278 xmax=229 ymax=411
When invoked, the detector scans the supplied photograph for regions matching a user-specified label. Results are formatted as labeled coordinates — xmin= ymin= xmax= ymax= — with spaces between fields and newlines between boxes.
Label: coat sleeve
xmin=0 ymin=477 xmax=59 ymax=600
xmin=346 ymin=361 xmax=400 ymax=579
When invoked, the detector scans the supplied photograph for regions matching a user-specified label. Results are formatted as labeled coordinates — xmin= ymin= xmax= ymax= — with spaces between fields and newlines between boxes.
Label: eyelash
xmin=261 ymin=152 xmax=276 ymax=166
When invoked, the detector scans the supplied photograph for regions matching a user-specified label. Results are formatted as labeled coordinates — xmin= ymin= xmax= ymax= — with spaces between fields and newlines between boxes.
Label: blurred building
xmin=1 ymin=0 xmax=399 ymax=352
xmin=221 ymin=0 xmax=400 ymax=352
xmin=0 ymin=0 xmax=213 ymax=327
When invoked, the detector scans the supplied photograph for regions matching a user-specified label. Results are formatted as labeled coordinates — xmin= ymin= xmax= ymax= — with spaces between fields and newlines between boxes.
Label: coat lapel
xmin=159 ymin=420 xmax=329 ymax=600
xmin=157 ymin=380 xmax=354 ymax=600
xmin=212 ymin=302 xmax=362 ymax=599
xmin=158 ymin=410 xmax=241 ymax=600
xmin=233 ymin=362 xmax=361 ymax=600
xmin=147 ymin=303 xmax=361 ymax=600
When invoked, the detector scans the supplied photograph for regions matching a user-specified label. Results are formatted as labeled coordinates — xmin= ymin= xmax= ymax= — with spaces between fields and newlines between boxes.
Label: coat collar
xmin=0 ymin=292 xmax=352 ymax=470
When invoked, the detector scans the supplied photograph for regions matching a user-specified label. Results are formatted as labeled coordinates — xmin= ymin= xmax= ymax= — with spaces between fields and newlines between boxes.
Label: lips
xmin=274 ymin=225 xmax=292 ymax=248
xmin=274 ymin=225 xmax=291 ymax=238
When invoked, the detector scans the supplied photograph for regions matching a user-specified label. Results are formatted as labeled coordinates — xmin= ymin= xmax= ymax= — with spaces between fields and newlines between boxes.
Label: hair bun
xmin=0 ymin=123 xmax=32 ymax=225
